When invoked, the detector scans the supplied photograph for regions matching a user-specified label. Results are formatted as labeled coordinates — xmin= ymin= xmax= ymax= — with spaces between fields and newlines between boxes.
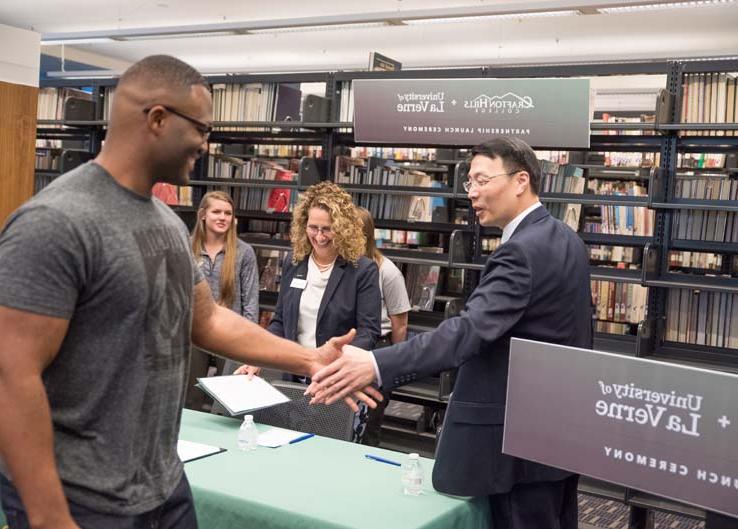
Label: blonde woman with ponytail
xmin=184 ymin=191 xmax=259 ymax=411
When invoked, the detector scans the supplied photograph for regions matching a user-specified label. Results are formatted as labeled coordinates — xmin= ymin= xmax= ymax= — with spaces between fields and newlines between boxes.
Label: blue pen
xmin=365 ymin=454 xmax=401 ymax=467
xmin=289 ymin=433 xmax=315 ymax=445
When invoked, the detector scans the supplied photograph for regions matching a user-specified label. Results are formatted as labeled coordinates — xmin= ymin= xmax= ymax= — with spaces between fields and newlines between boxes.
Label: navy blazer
xmin=374 ymin=206 xmax=593 ymax=496
xmin=268 ymin=254 xmax=381 ymax=351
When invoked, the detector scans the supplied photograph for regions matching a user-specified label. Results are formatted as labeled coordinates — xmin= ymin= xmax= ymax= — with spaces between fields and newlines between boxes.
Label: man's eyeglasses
xmin=306 ymin=225 xmax=333 ymax=236
xmin=143 ymin=105 xmax=213 ymax=139
xmin=462 ymin=170 xmax=521 ymax=193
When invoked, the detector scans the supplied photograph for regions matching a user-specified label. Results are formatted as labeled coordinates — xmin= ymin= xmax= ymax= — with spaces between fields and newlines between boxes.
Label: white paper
xmin=177 ymin=439 xmax=223 ymax=463
xmin=257 ymin=427 xmax=310 ymax=448
xmin=197 ymin=375 xmax=290 ymax=416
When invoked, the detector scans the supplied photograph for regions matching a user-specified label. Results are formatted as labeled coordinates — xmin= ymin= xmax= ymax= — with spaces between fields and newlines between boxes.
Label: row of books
xmin=219 ymin=186 xmax=295 ymax=213
xmin=245 ymin=219 xmax=290 ymax=236
xmin=37 ymin=87 xmax=92 ymax=120
xmin=589 ymin=246 xmax=642 ymax=265
xmin=538 ymin=150 xmax=659 ymax=169
xmin=35 ymin=149 xmax=61 ymax=171
xmin=539 ymin=162 xmax=587 ymax=231
xmin=672 ymin=176 xmax=738 ymax=242
xmin=352 ymin=191 xmax=443 ymax=224
xmin=211 ymin=83 xmax=278 ymax=125
xmin=592 ymin=279 xmax=648 ymax=325
xmin=595 ymin=321 xmax=634 ymax=335
xmin=152 ymin=183 xmax=194 ymax=207
xmin=335 ymin=156 xmax=449 ymax=223
xmin=404 ymin=263 xmax=442 ymax=312
xmin=597 ymin=113 xmax=656 ymax=136
xmin=207 ymin=154 xmax=298 ymax=182
xmin=680 ymin=72 xmax=738 ymax=135
xmin=241 ymin=144 xmax=322 ymax=158
xmin=345 ymin=146 xmax=442 ymax=161
xmin=537 ymin=151 xmax=572 ymax=165
xmin=375 ymin=229 xmax=440 ymax=248
xmin=665 ymin=289 xmax=738 ymax=349
xmin=539 ymin=162 xmax=586 ymax=194
xmin=668 ymin=251 xmax=729 ymax=273
xmin=601 ymin=152 xmax=659 ymax=168
xmin=481 ymin=237 xmax=502 ymax=254
xmin=584 ymin=180 xmax=654 ymax=236
xmin=256 ymin=250 xmax=283 ymax=292
xmin=334 ymin=156 xmax=448 ymax=187
xmin=34 ymin=173 xmax=56 ymax=194
xmin=678 ymin=152 xmax=728 ymax=169
xmin=337 ymin=81 xmax=355 ymax=124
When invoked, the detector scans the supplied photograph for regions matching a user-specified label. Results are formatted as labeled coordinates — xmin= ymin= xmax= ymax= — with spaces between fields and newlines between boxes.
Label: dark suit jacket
xmin=268 ymin=254 xmax=381 ymax=351
xmin=374 ymin=206 xmax=593 ymax=496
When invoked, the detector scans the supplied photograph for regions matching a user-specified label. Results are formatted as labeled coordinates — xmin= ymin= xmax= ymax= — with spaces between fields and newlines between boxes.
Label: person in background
xmin=186 ymin=191 xmax=259 ymax=411
xmin=356 ymin=207 xmax=411 ymax=446
xmin=236 ymin=182 xmax=381 ymax=438
xmin=240 ymin=181 xmax=381 ymax=370
xmin=357 ymin=207 xmax=411 ymax=347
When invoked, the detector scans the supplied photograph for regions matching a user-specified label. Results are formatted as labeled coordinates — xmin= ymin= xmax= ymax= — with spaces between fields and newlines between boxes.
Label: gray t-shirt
xmin=379 ymin=257 xmax=412 ymax=337
xmin=0 ymin=162 xmax=204 ymax=515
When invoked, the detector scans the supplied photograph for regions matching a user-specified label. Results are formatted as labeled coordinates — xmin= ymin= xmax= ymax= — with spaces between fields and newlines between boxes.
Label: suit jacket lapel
xmin=316 ymin=257 xmax=347 ymax=325
xmin=288 ymin=258 xmax=309 ymax=337
xmin=510 ymin=205 xmax=549 ymax=240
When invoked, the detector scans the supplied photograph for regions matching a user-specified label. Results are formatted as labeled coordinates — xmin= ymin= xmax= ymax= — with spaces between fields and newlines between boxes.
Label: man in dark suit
xmin=308 ymin=137 xmax=593 ymax=529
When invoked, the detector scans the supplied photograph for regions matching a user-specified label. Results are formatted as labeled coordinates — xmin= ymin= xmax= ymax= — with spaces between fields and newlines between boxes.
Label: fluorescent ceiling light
xmin=404 ymin=10 xmax=580 ymax=25
xmin=41 ymin=38 xmax=114 ymax=45
xmin=114 ymin=30 xmax=238 ymax=41
xmin=46 ymin=69 xmax=118 ymax=78
xmin=600 ymin=0 xmax=734 ymax=13
xmin=248 ymin=22 xmax=393 ymax=34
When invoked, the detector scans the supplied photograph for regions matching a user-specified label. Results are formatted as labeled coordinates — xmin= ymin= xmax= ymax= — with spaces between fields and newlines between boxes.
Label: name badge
xmin=290 ymin=278 xmax=307 ymax=290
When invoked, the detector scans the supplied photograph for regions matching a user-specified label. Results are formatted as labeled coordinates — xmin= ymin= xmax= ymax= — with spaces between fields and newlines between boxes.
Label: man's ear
xmin=144 ymin=105 xmax=167 ymax=136
xmin=514 ymin=170 xmax=530 ymax=196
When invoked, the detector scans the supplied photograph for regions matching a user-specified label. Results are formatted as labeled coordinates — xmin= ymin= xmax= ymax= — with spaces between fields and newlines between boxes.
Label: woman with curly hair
xmin=238 ymin=182 xmax=381 ymax=384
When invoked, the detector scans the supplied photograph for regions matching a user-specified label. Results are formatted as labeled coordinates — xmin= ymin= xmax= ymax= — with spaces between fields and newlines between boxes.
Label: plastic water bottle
xmin=402 ymin=453 xmax=424 ymax=496
xmin=237 ymin=415 xmax=258 ymax=451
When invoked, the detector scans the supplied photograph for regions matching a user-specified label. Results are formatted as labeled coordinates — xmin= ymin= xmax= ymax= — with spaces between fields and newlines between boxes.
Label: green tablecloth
xmin=180 ymin=409 xmax=489 ymax=529
xmin=0 ymin=410 xmax=488 ymax=529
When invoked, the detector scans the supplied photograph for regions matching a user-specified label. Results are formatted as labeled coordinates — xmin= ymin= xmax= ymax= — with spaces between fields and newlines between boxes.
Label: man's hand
xmin=233 ymin=364 xmax=261 ymax=380
xmin=311 ymin=331 xmax=382 ymax=412
xmin=306 ymin=344 xmax=379 ymax=406
xmin=311 ymin=329 xmax=356 ymax=375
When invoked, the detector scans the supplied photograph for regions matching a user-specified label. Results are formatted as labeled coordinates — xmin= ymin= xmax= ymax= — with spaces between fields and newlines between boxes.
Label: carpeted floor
xmin=578 ymin=494 xmax=704 ymax=529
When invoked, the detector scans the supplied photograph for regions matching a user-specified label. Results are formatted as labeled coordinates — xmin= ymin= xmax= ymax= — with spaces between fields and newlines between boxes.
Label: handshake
xmin=234 ymin=329 xmax=383 ymax=412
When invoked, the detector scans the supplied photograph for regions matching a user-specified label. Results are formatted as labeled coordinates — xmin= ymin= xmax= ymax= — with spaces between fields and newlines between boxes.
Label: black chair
xmin=251 ymin=380 xmax=356 ymax=442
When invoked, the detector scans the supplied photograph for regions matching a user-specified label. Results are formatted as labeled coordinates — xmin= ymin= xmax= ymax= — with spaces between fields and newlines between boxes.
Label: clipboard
xmin=177 ymin=439 xmax=227 ymax=463
xmin=196 ymin=375 xmax=290 ymax=416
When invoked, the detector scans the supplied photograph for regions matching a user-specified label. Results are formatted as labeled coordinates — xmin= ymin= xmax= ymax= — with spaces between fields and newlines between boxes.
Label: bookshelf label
xmin=353 ymin=78 xmax=590 ymax=148
xmin=504 ymin=338 xmax=738 ymax=518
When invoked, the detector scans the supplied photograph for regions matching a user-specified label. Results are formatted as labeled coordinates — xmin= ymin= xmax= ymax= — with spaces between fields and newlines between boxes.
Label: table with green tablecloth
xmin=0 ymin=409 xmax=489 ymax=528
xmin=180 ymin=408 xmax=489 ymax=529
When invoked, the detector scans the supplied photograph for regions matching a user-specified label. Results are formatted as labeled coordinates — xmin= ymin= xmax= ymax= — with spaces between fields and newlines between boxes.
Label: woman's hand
xmin=233 ymin=364 xmax=262 ymax=380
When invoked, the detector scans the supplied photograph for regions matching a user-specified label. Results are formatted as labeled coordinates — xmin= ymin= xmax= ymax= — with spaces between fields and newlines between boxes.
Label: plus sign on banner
xmin=504 ymin=338 xmax=738 ymax=519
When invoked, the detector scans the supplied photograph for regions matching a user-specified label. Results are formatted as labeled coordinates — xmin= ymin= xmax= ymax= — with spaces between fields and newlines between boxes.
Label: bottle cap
xmin=409 ymin=453 xmax=419 ymax=460
xmin=244 ymin=414 xmax=254 ymax=424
